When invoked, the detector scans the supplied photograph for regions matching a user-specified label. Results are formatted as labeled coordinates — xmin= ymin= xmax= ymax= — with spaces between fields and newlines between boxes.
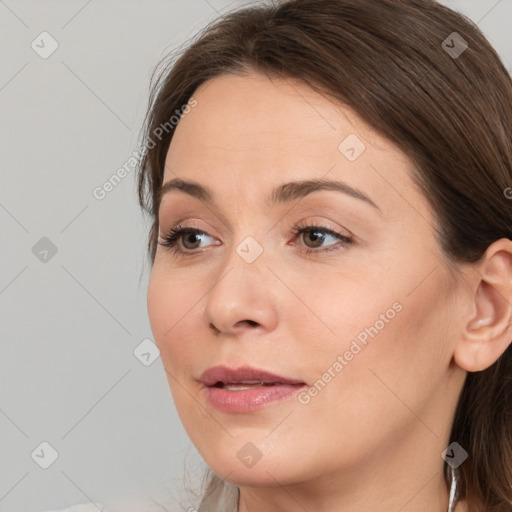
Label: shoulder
xmin=43 ymin=504 xmax=107 ymax=512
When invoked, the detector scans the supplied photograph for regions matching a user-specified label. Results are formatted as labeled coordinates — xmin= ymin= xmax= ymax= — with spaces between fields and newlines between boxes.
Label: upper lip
xmin=199 ymin=365 xmax=305 ymax=387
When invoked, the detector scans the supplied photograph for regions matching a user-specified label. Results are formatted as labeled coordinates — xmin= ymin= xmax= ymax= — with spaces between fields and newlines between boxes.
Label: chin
xmin=220 ymin=466 xmax=293 ymax=488
xmin=199 ymin=445 xmax=306 ymax=487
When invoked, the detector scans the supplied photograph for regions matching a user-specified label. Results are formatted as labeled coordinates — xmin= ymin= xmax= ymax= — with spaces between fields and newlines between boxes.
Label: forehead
xmin=162 ymin=72 xmax=427 ymax=222
xmin=168 ymin=71 xmax=385 ymax=156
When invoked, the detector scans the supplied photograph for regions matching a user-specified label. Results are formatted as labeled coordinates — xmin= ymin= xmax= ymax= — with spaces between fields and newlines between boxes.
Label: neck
xmin=454 ymin=499 xmax=468 ymax=512
xmin=236 ymin=466 xmax=453 ymax=512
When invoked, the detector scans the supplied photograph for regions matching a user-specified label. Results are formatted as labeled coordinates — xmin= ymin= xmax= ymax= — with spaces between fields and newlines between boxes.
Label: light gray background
xmin=1 ymin=1 xmax=511 ymax=511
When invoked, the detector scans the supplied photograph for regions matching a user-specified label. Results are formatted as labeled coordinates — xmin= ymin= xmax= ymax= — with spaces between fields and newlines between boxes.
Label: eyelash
xmin=158 ymin=222 xmax=353 ymax=257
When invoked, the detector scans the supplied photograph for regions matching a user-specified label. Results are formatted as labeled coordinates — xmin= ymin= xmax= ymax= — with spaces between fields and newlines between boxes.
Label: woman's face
xmin=147 ymin=72 xmax=468 ymax=502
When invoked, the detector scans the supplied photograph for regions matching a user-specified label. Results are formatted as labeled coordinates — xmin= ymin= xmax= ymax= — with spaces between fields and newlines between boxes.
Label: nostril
xmin=246 ymin=320 xmax=258 ymax=327
xmin=209 ymin=322 xmax=220 ymax=334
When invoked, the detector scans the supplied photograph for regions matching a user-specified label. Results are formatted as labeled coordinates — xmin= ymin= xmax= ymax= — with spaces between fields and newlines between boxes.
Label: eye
xmin=157 ymin=222 xmax=353 ymax=257
xmin=158 ymin=224 xmax=218 ymax=255
xmin=290 ymin=222 xmax=353 ymax=255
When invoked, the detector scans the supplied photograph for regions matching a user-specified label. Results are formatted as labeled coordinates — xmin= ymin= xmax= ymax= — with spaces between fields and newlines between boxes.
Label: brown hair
xmin=136 ymin=0 xmax=512 ymax=510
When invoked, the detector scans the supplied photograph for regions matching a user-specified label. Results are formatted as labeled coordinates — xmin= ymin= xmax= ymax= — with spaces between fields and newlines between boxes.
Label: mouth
xmin=197 ymin=365 xmax=306 ymax=412
xmin=198 ymin=365 xmax=306 ymax=388
xmin=202 ymin=380 xmax=306 ymax=413
xmin=210 ymin=381 xmax=302 ymax=391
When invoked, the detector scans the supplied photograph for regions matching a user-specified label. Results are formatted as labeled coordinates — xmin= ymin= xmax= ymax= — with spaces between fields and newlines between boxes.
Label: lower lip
xmin=204 ymin=384 xmax=306 ymax=413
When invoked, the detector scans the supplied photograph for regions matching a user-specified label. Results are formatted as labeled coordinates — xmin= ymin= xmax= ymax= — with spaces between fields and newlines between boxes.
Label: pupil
xmin=184 ymin=233 xmax=200 ymax=249
xmin=307 ymin=230 xmax=323 ymax=247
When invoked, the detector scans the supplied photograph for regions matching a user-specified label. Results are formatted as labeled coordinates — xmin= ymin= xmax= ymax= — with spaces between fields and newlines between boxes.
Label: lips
xmin=199 ymin=365 xmax=307 ymax=413
xmin=199 ymin=365 xmax=305 ymax=387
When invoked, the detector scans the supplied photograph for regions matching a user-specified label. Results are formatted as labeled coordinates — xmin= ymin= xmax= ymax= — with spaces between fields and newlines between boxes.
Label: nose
xmin=202 ymin=247 xmax=279 ymax=337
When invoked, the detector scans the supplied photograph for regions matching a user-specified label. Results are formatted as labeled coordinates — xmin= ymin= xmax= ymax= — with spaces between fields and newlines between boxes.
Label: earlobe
xmin=453 ymin=239 xmax=512 ymax=373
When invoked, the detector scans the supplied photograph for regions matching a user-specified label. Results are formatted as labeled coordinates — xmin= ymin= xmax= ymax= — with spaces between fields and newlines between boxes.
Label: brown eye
xmin=291 ymin=223 xmax=353 ymax=255
xmin=301 ymin=229 xmax=327 ymax=248
xmin=181 ymin=231 xmax=203 ymax=250
xmin=158 ymin=225 xmax=216 ymax=254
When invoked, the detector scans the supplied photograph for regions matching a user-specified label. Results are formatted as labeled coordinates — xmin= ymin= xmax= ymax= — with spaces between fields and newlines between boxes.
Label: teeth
xmin=220 ymin=382 xmax=280 ymax=390
xmin=223 ymin=384 xmax=259 ymax=391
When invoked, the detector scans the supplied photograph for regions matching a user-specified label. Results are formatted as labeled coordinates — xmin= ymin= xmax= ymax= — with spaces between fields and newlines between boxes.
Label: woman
xmin=137 ymin=0 xmax=512 ymax=511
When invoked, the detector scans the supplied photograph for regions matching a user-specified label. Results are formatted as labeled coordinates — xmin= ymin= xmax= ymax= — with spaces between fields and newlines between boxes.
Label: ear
xmin=454 ymin=238 xmax=512 ymax=372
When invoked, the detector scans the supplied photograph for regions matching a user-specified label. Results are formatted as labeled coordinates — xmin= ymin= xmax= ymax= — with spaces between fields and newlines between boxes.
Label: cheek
xmin=291 ymin=271 xmax=401 ymax=358
xmin=147 ymin=270 xmax=202 ymax=421
xmin=147 ymin=267 xmax=199 ymax=367
xmin=301 ymin=260 xmax=451 ymax=399
xmin=328 ymin=274 xmax=454 ymax=415
xmin=287 ymin=280 xmax=449 ymax=462
xmin=147 ymin=268 xmax=170 ymax=346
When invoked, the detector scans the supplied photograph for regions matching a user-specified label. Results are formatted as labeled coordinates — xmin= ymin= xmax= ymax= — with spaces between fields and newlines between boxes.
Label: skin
xmin=147 ymin=71 xmax=512 ymax=512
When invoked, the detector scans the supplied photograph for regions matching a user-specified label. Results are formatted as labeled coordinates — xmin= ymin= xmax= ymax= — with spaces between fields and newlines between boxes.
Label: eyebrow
xmin=158 ymin=177 xmax=381 ymax=212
